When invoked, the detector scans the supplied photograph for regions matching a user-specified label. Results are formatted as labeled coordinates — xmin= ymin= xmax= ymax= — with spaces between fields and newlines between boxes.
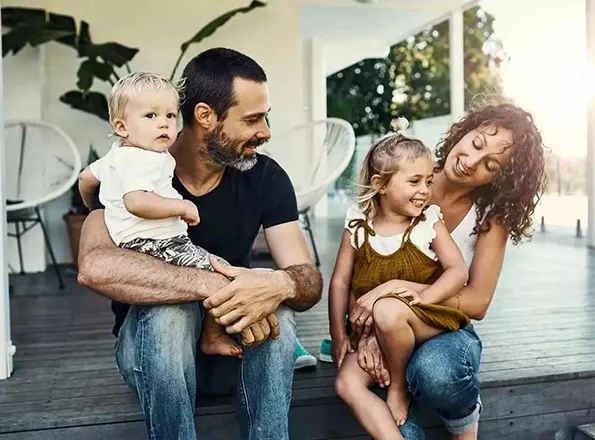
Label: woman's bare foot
xmin=201 ymin=333 xmax=243 ymax=358
xmin=452 ymin=423 xmax=478 ymax=440
xmin=386 ymin=384 xmax=410 ymax=426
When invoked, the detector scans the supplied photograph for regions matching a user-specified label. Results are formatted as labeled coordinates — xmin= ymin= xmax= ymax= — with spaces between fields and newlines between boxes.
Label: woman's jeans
xmin=400 ymin=324 xmax=483 ymax=439
xmin=115 ymin=302 xmax=296 ymax=440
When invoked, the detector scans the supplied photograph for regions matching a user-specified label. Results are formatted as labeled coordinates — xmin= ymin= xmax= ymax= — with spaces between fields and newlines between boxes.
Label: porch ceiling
xmin=299 ymin=0 xmax=475 ymax=75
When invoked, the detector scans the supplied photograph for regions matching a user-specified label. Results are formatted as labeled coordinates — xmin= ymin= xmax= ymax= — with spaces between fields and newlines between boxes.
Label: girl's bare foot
xmin=201 ymin=333 xmax=243 ymax=358
xmin=452 ymin=423 xmax=478 ymax=440
xmin=386 ymin=384 xmax=411 ymax=426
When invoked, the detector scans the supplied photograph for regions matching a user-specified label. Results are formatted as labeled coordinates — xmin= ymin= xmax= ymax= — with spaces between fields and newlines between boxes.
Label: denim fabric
xmin=399 ymin=324 xmax=483 ymax=439
xmin=115 ymin=303 xmax=296 ymax=440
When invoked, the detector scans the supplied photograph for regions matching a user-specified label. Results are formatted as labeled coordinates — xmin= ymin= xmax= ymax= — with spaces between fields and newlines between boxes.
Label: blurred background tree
xmin=327 ymin=5 xmax=507 ymax=137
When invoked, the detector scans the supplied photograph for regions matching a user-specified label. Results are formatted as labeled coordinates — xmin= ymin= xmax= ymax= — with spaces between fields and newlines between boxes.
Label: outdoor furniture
xmin=4 ymin=120 xmax=82 ymax=289
xmin=261 ymin=118 xmax=355 ymax=265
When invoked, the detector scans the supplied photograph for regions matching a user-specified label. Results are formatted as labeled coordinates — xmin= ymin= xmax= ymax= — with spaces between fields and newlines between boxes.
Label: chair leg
xmin=36 ymin=208 xmax=65 ymax=289
xmin=14 ymin=221 xmax=25 ymax=274
xmin=302 ymin=212 xmax=321 ymax=267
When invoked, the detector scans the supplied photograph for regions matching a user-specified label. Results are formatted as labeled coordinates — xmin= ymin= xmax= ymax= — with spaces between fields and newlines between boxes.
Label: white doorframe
xmin=0 ymin=7 xmax=15 ymax=380
xmin=587 ymin=0 xmax=595 ymax=248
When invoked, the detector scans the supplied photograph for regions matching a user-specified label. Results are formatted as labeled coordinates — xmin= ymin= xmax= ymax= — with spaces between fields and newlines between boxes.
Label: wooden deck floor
xmin=2 ymin=213 xmax=595 ymax=439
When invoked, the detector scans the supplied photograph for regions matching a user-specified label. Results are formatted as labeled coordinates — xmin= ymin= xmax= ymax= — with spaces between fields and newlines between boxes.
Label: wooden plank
xmin=4 ymin=222 xmax=595 ymax=438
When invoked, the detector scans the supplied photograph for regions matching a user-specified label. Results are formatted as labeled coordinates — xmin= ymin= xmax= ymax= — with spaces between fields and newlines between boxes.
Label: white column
xmin=449 ymin=9 xmax=465 ymax=122
xmin=587 ymin=0 xmax=595 ymax=247
xmin=0 ymin=7 xmax=15 ymax=380
xmin=304 ymin=38 xmax=330 ymax=217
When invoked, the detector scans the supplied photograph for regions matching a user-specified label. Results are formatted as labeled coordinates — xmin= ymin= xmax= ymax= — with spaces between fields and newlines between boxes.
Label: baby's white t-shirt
xmin=89 ymin=141 xmax=187 ymax=245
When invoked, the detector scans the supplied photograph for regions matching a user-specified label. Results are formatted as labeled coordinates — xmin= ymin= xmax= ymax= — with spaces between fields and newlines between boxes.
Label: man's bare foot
xmin=452 ymin=423 xmax=478 ymax=440
xmin=201 ymin=333 xmax=243 ymax=358
xmin=386 ymin=385 xmax=410 ymax=426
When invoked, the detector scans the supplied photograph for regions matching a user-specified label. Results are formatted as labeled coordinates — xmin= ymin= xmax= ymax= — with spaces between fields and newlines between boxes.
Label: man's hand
xmin=240 ymin=314 xmax=280 ymax=346
xmin=204 ymin=257 xmax=290 ymax=334
xmin=357 ymin=335 xmax=390 ymax=388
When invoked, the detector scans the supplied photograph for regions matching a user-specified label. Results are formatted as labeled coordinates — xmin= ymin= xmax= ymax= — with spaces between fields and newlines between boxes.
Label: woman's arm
xmin=418 ymin=221 xmax=468 ymax=304
xmin=77 ymin=210 xmax=230 ymax=304
xmin=439 ymin=218 xmax=508 ymax=320
xmin=329 ymin=230 xmax=356 ymax=340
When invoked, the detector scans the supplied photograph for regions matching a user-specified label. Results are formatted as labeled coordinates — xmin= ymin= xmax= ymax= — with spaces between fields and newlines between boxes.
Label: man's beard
xmin=205 ymin=125 xmax=267 ymax=172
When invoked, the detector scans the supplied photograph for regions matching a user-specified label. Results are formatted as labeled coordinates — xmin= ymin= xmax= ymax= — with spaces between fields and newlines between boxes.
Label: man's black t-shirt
xmin=110 ymin=154 xmax=298 ymax=336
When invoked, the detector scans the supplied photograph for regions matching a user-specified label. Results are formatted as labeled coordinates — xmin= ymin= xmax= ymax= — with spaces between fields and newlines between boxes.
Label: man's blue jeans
xmin=115 ymin=302 xmax=296 ymax=440
xmin=399 ymin=325 xmax=483 ymax=439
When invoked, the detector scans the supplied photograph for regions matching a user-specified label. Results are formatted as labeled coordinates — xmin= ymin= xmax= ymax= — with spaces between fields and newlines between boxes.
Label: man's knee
xmin=136 ymin=303 xmax=203 ymax=369
xmin=274 ymin=305 xmax=297 ymax=344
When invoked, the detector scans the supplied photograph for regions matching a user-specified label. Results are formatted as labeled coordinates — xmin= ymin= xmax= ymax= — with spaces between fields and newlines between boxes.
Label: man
xmin=77 ymin=47 xmax=323 ymax=440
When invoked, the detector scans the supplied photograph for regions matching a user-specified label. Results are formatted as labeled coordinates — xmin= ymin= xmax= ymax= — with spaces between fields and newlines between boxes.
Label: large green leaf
xmin=60 ymin=90 xmax=109 ymax=122
xmin=82 ymin=42 xmax=138 ymax=67
xmin=1 ymin=7 xmax=45 ymax=28
xmin=76 ymin=59 xmax=114 ymax=91
xmin=77 ymin=21 xmax=92 ymax=58
xmin=3 ymin=26 xmax=73 ymax=56
xmin=169 ymin=0 xmax=266 ymax=79
xmin=1 ymin=8 xmax=76 ymax=56
xmin=180 ymin=1 xmax=265 ymax=52
xmin=48 ymin=13 xmax=76 ymax=47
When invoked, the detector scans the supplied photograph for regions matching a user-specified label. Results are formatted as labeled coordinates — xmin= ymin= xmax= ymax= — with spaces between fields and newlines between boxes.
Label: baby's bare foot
xmin=201 ymin=334 xmax=243 ymax=358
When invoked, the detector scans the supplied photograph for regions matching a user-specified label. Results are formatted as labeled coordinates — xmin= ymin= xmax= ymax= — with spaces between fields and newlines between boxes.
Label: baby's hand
xmin=180 ymin=200 xmax=200 ymax=226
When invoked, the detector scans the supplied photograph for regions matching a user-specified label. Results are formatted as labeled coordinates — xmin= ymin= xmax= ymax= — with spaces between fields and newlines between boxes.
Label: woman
xmin=345 ymin=103 xmax=547 ymax=439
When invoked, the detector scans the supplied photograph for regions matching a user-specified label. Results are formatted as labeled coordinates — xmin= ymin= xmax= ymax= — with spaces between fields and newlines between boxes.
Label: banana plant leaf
xmin=76 ymin=59 xmax=115 ymax=91
xmin=60 ymin=90 xmax=109 ymax=122
xmin=169 ymin=0 xmax=266 ymax=79
xmin=80 ymin=42 xmax=138 ymax=67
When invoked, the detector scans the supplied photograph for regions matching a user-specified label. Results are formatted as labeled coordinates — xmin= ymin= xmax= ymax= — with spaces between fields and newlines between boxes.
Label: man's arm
xmin=77 ymin=210 xmax=229 ymax=303
xmin=264 ymin=221 xmax=323 ymax=311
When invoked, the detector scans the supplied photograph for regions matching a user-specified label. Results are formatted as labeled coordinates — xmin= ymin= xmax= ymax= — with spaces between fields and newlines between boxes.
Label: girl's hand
xmin=331 ymin=335 xmax=354 ymax=368
xmin=396 ymin=287 xmax=424 ymax=306
xmin=351 ymin=281 xmax=399 ymax=337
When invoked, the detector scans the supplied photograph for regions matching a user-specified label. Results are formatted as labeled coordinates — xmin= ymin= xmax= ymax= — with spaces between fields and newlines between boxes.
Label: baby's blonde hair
xmin=108 ymin=72 xmax=183 ymax=124
xmin=358 ymin=133 xmax=432 ymax=219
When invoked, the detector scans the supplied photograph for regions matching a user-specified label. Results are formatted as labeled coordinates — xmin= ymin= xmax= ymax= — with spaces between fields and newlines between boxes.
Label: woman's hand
xmin=331 ymin=334 xmax=354 ymax=368
xmin=357 ymin=334 xmax=390 ymax=387
xmin=351 ymin=280 xmax=400 ymax=337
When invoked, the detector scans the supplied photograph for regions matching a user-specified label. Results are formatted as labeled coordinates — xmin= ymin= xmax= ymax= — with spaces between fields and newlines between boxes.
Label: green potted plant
xmin=2 ymin=2 xmax=266 ymax=265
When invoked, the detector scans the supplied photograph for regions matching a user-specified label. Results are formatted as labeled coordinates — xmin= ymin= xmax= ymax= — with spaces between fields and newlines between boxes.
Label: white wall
xmin=4 ymin=0 xmax=306 ymax=266
xmin=3 ymin=41 xmax=47 ymax=272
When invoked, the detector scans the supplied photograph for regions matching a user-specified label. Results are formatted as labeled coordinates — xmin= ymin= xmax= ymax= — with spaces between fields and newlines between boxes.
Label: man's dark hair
xmin=180 ymin=47 xmax=267 ymax=126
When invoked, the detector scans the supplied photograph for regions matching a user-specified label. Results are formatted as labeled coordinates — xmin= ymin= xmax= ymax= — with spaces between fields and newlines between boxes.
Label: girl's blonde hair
xmin=358 ymin=133 xmax=431 ymax=218
xmin=108 ymin=72 xmax=184 ymax=124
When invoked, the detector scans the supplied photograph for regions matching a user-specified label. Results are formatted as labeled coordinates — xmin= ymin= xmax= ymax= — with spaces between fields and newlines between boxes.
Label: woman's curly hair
xmin=434 ymin=103 xmax=547 ymax=245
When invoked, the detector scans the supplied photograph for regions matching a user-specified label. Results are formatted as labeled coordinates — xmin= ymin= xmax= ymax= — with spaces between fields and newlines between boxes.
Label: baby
xmin=78 ymin=72 xmax=242 ymax=357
